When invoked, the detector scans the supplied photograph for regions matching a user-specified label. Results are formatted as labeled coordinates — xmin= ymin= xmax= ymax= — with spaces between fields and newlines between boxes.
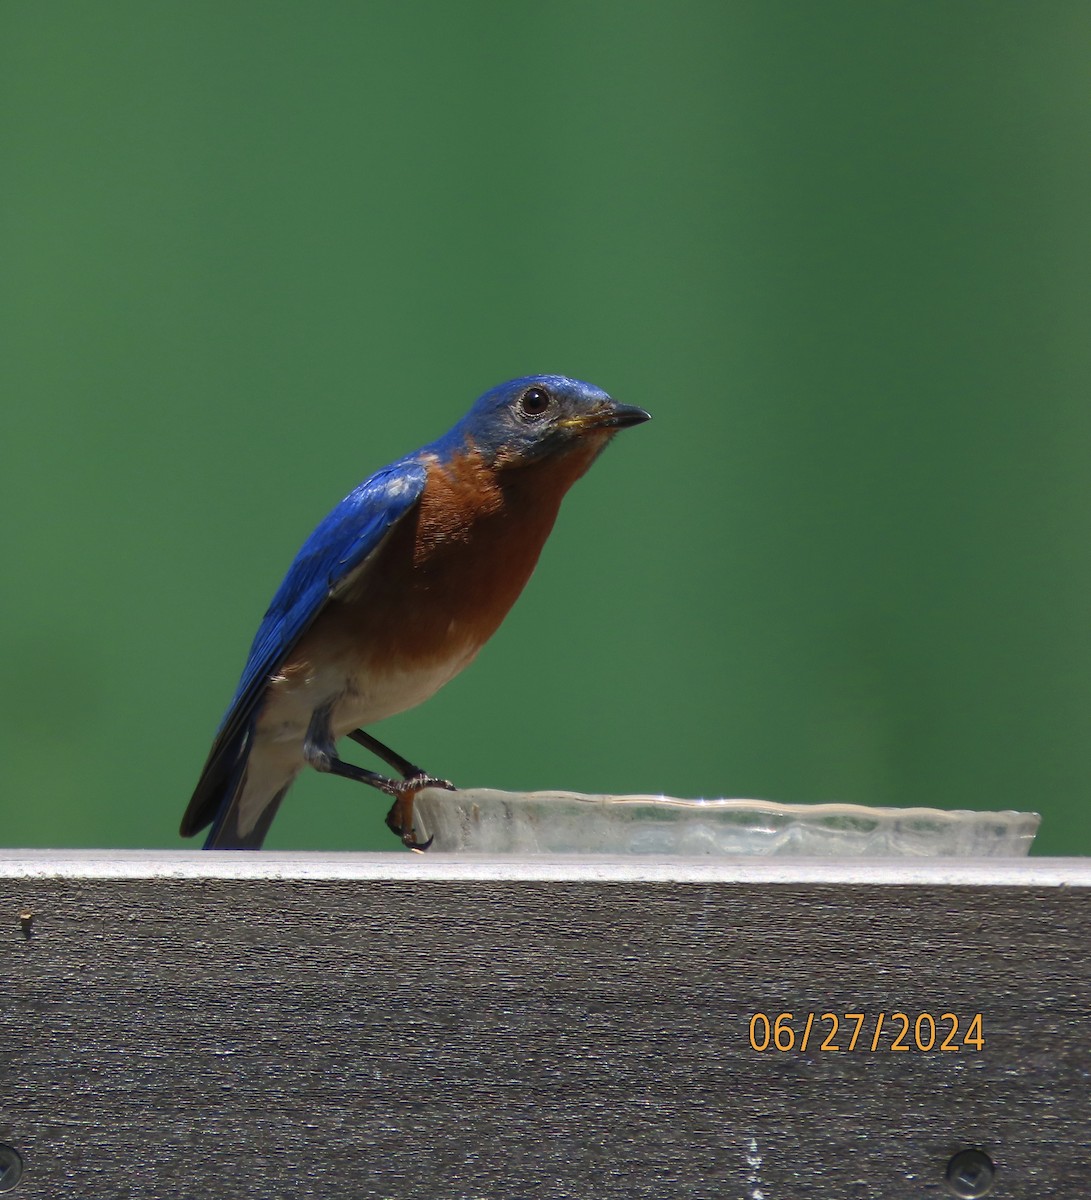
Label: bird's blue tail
xmin=182 ymin=721 xmax=294 ymax=849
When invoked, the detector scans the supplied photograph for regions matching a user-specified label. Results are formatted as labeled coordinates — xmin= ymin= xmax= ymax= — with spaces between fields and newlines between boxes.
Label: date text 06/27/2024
xmin=748 ymin=1011 xmax=985 ymax=1053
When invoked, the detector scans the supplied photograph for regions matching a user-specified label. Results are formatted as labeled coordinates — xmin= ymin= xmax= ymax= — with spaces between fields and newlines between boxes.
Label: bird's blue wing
xmin=180 ymin=458 xmax=428 ymax=837
xmin=227 ymin=459 xmax=428 ymax=724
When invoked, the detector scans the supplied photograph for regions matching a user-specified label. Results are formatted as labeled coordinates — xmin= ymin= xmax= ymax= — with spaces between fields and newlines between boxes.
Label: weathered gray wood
xmin=2 ymin=852 xmax=1089 ymax=1198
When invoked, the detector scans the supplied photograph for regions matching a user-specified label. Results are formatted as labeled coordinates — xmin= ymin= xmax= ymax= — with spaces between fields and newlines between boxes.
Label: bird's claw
xmin=412 ymin=774 xmax=457 ymax=793
xmin=384 ymin=774 xmax=455 ymax=852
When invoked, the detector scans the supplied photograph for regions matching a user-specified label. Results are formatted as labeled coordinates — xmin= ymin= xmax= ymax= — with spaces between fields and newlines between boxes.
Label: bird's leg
xmin=348 ymin=728 xmax=454 ymax=790
xmin=302 ymin=707 xmax=439 ymax=851
xmin=303 ymin=704 xmax=396 ymax=793
xmin=348 ymin=728 xmax=456 ymax=850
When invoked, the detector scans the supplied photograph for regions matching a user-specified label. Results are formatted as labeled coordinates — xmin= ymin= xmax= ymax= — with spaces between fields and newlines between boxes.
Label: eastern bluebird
xmin=180 ymin=376 xmax=650 ymax=850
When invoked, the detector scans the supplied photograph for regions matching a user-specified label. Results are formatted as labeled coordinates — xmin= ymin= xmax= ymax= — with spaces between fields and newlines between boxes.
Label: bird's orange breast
xmin=303 ymin=436 xmax=610 ymax=681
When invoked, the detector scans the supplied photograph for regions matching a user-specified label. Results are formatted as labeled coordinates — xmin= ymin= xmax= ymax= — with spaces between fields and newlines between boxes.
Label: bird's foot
xmin=384 ymin=775 xmax=456 ymax=852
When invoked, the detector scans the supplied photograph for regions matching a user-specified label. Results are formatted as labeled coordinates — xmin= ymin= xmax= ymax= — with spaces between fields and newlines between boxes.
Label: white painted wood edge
xmin=0 ymin=848 xmax=1088 ymax=886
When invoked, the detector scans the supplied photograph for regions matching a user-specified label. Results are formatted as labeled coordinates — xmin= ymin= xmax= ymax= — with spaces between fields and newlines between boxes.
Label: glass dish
xmin=413 ymin=788 xmax=1040 ymax=857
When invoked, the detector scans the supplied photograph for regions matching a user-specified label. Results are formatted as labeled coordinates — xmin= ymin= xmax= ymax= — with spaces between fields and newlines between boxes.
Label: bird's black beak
xmin=602 ymin=402 xmax=652 ymax=429
xmin=565 ymin=402 xmax=651 ymax=433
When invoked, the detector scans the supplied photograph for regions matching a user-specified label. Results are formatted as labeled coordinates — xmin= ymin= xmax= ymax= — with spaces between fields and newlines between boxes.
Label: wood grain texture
xmin=1 ymin=853 xmax=1089 ymax=1198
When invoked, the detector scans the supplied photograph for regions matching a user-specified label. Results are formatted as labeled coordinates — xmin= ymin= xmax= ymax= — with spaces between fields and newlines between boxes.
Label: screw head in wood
xmin=945 ymin=1148 xmax=995 ymax=1198
xmin=0 ymin=1145 xmax=23 ymax=1193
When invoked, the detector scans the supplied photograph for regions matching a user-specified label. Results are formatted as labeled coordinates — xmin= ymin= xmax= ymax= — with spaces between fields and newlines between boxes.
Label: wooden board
xmin=2 ymin=851 xmax=1089 ymax=1198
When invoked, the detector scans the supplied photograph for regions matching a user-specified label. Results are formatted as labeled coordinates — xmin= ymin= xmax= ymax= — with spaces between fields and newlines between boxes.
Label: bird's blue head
xmin=432 ymin=375 xmax=651 ymax=468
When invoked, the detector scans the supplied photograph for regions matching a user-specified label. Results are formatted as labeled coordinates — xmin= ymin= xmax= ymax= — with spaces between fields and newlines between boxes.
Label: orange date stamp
xmin=748 ymin=1011 xmax=984 ymax=1052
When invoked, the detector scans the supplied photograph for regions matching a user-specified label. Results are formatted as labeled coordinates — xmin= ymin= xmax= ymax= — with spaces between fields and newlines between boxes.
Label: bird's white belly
xmin=256 ymin=646 xmax=476 ymax=750
xmin=333 ymin=654 xmax=472 ymax=733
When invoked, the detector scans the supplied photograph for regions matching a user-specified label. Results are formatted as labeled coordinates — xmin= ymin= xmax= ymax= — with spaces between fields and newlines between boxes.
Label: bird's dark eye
xmin=518 ymin=386 xmax=552 ymax=418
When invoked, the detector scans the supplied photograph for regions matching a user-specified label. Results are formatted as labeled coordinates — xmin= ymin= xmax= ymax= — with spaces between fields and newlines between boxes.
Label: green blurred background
xmin=3 ymin=2 xmax=1089 ymax=854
